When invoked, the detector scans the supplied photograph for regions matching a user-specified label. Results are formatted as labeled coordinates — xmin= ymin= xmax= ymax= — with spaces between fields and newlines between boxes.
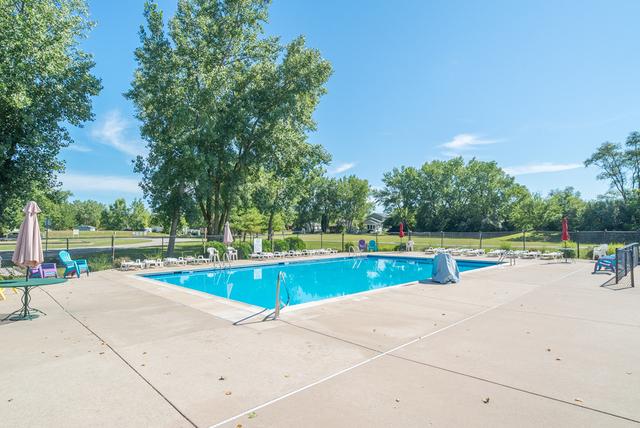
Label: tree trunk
xmin=267 ymin=210 xmax=275 ymax=240
xmin=167 ymin=209 xmax=180 ymax=256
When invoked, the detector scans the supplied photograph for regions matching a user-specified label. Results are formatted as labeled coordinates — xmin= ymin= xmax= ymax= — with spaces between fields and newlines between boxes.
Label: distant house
xmin=77 ymin=225 xmax=96 ymax=232
xmin=363 ymin=213 xmax=387 ymax=233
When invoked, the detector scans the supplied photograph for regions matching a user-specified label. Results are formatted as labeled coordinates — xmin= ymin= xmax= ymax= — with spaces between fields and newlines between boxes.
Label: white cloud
xmin=504 ymin=163 xmax=583 ymax=176
xmin=61 ymin=173 xmax=141 ymax=193
xmin=91 ymin=110 xmax=146 ymax=157
xmin=441 ymin=133 xmax=500 ymax=151
xmin=330 ymin=162 xmax=356 ymax=174
xmin=67 ymin=144 xmax=92 ymax=153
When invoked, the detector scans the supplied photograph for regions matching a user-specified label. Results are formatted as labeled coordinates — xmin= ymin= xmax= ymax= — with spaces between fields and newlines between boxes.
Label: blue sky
xmin=62 ymin=0 xmax=640 ymax=203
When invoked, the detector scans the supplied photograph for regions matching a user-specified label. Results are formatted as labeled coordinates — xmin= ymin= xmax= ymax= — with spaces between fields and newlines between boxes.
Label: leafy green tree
xmin=128 ymin=199 xmax=151 ymax=230
xmin=127 ymin=2 xmax=195 ymax=254
xmin=72 ymin=200 xmax=105 ymax=227
xmin=375 ymin=166 xmax=421 ymax=229
xmin=36 ymin=189 xmax=75 ymax=230
xmin=377 ymin=158 xmax=524 ymax=231
xmin=542 ymin=187 xmax=586 ymax=230
xmin=230 ymin=206 xmax=265 ymax=239
xmin=129 ymin=0 xmax=332 ymax=237
xmin=252 ymin=142 xmax=330 ymax=238
xmin=585 ymin=142 xmax=629 ymax=202
xmin=335 ymin=175 xmax=371 ymax=231
xmin=0 ymin=0 xmax=101 ymax=230
xmin=101 ymin=198 xmax=130 ymax=230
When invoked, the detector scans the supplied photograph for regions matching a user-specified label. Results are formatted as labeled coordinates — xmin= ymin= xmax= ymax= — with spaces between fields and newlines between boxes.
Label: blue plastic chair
xmin=58 ymin=251 xmax=90 ymax=278
xmin=367 ymin=240 xmax=378 ymax=252
xmin=593 ymin=255 xmax=615 ymax=273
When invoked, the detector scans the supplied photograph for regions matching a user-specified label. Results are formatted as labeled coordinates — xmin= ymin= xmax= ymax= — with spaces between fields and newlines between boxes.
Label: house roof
xmin=364 ymin=213 xmax=387 ymax=225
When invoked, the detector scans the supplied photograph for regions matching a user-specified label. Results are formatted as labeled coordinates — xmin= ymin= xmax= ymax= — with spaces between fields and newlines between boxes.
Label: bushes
xmin=284 ymin=236 xmax=306 ymax=251
xmin=235 ymin=241 xmax=253 ymax=259
xmin=272 ymin=239 xmax=288 ymax=252
xmin=560 ymin=248 xmax=576 ymax=259
xmin=343 ymin=241 xmax=355 ymax=252
xmin=205 ymin=241 xmax=227 ymax=257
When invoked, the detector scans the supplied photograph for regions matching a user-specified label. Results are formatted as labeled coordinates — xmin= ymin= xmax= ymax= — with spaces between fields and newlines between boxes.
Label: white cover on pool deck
xmin=432 ymin=253 xmax=460 ymax=283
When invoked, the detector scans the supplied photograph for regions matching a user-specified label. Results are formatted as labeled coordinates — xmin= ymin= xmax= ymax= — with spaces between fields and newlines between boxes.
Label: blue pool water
xmin=143 ymin=256 xmax=496 ymax=309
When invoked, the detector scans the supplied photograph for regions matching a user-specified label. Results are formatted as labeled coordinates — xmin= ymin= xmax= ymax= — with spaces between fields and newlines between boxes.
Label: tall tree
xmin=585 ymin=142 xmax=629 ymax=202
xmin=129 ymin=0 xmax=332 ymax=237
xmin=252 ymin=142 xmax=329 ymax=238
xmin=72 ymin=200 xmax=105 ymax=227
xmin=376 ymin=158 xmax=524 ymax=231
xmin=335 ymin=175 xmax=371 ymax=231
xmin=0 ymin=0 xmax=101 ymax=230
xmin=128 ymin=2 xmax=196 ymax=253
xmin=101 ymin=198 xmax=130 ymax=230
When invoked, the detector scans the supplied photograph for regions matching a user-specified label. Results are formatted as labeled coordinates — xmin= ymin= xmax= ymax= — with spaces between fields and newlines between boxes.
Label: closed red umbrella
xmin=561 ymin=217 xmax=570 ymax=241
xmin=399 ymin=223 xmax=405 ymax=238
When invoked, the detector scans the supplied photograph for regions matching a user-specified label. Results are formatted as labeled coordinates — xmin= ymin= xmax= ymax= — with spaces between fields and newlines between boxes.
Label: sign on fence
xmin=254 ymin=238 xmax=262 ymax=253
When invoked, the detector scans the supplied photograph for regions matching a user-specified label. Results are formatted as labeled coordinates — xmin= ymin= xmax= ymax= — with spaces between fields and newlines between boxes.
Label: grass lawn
xmin=0 ymin=237 xmax=152 ymax=251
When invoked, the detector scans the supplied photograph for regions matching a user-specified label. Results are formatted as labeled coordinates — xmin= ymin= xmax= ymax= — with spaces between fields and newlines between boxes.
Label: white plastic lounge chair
xmin=592 ymin=244 xmax=608 ymax=259
xmin=206 ymin=247 xmax=220 ymax=263
xmin=226 ymin=247 xmax=238 ymax=261
xmin=273 ymin=251 xmax=287 ymax=258
xmin=164 ymin=257 xmax=187 ymax=266
xmin=539 ymin=252 xmax=563 ymax=261
xmin=486 ymin=249 xmax=505 ymax=257
xmin=519 ymin=251 xmax=540 ymax=259
xmin=144 ymin=259 xmax=164 ymax=268
xmin=121 ymin=259 xmax=145 ymax=270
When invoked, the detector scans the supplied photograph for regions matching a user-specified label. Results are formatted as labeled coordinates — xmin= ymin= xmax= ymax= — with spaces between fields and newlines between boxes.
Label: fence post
xmin=522 ymin=230 xmax=526 ymax=251
xmin=440 ymin=231 xmax=444 ymax=247
xmin=576 ymin=231 xmax=580 ymax=259
xmin=479 ymin=231 xmax=483 ymax=249
xmin=341 ymin=232 xmax=345 ymax=252
xmin=66 ymin=238 xmax=69 ymax=251
xmin=45 ymin=228 xmax=49 ymax=252
xmin=320 ymin=232 xmax=323 ymax=249
xmin=111 ymin=234 xmax=115 ymax=263
xmin=375 ymin=232 xmax=379 ymax=249
xmin=161 ymin=237 xmax=165 ymax=258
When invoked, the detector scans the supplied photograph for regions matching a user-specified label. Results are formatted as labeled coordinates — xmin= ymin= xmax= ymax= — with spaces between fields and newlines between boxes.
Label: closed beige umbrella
xmin=12 ymin=201 xmax=44 ymax=276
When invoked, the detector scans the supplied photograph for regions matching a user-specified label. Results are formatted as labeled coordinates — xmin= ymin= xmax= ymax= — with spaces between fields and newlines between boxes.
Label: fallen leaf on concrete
xmin=555 ymin=358 xmax=561 ymax=361
xmin=395 ymin=398 xmax=400 ymax=403
xmin=8 ymin=398 xmax=13 ymax=402
xmin=236 ymin=424 xmax=243 ymax=428
xmin=482 ymin=397 xmax=490 ymax=404
xmin=218 ymin=376 xmax=226 ymax=381
xmin=248 ymin=412 xmax=257 ymax=419
xmin=546 ymin=348 xmax=551 ymax=352
xmin=574 ymin=398 xmax=583 ymax=403
xmin=225 ymin=391 xmax=232 ymax=396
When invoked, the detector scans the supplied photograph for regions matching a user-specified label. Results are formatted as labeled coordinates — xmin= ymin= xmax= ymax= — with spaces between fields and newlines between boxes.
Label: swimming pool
xmin=143 ymin=256 xmax=497 ymax=309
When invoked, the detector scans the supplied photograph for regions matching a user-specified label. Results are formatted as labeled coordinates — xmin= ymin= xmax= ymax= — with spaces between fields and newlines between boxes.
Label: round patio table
xmin=0 ymin=278 xmax=67 ymax=321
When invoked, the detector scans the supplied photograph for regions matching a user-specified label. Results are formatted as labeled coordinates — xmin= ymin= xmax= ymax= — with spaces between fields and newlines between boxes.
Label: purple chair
xmin=29 ymin=263 xmax=58 ymax=279
xmin=358 ymin=239 xmax=367 ymax=252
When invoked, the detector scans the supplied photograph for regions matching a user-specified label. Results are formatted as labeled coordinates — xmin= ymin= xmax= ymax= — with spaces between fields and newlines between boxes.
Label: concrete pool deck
xmin=1 ymin=254 xmax=639 ymax=427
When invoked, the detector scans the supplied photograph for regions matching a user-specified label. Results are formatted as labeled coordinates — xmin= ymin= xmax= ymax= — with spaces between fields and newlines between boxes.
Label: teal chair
xmin=367 ymin=240 xmax=378 ymax=252
xmin=58 ymin=251 xmax=90 ymax=278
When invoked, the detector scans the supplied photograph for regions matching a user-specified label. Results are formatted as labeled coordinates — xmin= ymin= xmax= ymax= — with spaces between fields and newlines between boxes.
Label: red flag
xmin=561 ymin=217 xmax=569 ymax=241
xmin=399 ymin=223 xmax=405 ymax=238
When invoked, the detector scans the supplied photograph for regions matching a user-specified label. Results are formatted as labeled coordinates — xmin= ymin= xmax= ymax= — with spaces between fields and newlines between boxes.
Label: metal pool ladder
xmin=274 ymin=271 xmax=291 ymax=319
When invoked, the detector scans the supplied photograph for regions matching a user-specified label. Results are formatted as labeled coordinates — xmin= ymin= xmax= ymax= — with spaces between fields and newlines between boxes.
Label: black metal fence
xmin=615 ymin=243 xmax=638 ymax=287
xmin=2 ymin=230 xmax=640 ymax=272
